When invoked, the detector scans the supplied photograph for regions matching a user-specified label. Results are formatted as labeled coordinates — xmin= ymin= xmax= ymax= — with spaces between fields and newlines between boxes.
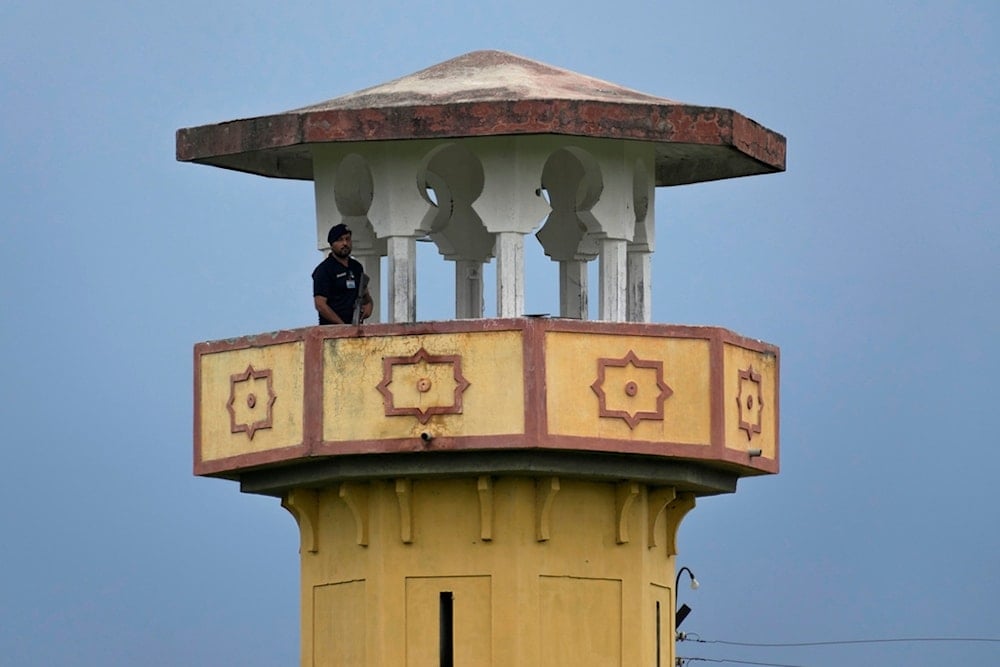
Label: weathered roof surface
xmin=176 ymin=50 xmax=786 ymax=186
xmin=291 ymin=50 xmax=676 ymax=110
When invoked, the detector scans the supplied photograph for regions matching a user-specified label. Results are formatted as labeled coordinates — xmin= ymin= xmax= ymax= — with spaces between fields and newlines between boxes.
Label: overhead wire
xmin=683 ymin=635 xmax=1000 ymax=648
xmin=677 ymin=658 xmax=806 ymax=667
xmin=675 ymin=633 xmax=1000 ymax=667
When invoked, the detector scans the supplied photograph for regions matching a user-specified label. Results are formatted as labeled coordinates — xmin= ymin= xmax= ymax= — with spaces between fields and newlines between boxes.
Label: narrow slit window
xmin=440 ymin=591 xmax=454 ymax=667
xmin=656 ymin=600 xmax=661 ymax=667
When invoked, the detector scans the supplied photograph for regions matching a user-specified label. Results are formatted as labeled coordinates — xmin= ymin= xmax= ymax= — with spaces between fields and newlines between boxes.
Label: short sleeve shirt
xmin=312 ymin=255 xmax=365 ymax=324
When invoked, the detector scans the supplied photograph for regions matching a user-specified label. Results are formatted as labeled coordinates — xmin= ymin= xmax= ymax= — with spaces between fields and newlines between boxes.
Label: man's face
xmin=331 ymin=232 xmax=352 ymax=258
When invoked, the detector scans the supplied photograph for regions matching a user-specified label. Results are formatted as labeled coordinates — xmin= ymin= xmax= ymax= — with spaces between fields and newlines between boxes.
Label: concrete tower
xmin=177 ymin=51 xmax=785 ymax=666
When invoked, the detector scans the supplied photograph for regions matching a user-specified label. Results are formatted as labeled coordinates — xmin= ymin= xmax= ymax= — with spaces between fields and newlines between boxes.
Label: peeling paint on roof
xmin=175 ymin=50 xmax=786 ymax=186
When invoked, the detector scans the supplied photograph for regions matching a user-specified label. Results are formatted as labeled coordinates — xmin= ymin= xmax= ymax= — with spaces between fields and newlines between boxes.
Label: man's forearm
xmin=315 ymin=297 xmax=346 ymax=324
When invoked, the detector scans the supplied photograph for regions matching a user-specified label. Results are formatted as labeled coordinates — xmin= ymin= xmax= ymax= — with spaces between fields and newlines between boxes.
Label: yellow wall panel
xmin=405 ymin=576 xmax=492 ymax=667
xmin=546 ymin=332 xmax=711 ymax=444
xmin=313 ymin=580 xmax=366 ymax=666
xmin=539 ymin=576 xmax=622 ymax=666
xmin=323 ymin=331 xmax=524 ymax=442
xmin=723 ymin=343 xmax=778 ymax=457
xmin=198 ymin=342 xmax=304 ymax=461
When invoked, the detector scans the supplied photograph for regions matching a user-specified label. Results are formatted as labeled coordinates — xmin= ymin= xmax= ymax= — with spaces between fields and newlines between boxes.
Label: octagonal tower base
xmin=195 ymin=318 xmax=778 ymax=666
xmin=284 ymin=475 xmax=691 ymax=666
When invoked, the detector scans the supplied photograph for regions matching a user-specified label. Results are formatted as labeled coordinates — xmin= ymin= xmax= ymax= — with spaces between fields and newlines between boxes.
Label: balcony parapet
xmin=195 ymin=318 xmax=778 ymax=496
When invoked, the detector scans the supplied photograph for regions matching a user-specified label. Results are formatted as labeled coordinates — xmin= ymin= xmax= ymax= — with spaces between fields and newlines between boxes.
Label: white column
xmin=366 ymin=142 xmax=436 ymax=324
xmin=495 ymin=232 xmax=525 ymax=318
xmin=598 ymin=238 xmax=628 ymax=322
xmin=470 ymin=136 xmax=550 ymax=320
xmin=628 ymin=145 xmax=656 ymax=323
xmin=626 ymin=250 xmax=651 ymax=323
xmin=387 ymin=236 xmax=417 ymax=323
xmin=455 ymin=260 xmax=484 ymax=319
xmin=559 ymin=260 xmax=588 ymax=319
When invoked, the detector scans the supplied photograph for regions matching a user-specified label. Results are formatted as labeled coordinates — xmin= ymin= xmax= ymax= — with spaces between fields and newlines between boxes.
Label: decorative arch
xmin=535 ymin=146 xmax=603 ymax=262
xmin=419 ymin=143 xmax=493 ymax=262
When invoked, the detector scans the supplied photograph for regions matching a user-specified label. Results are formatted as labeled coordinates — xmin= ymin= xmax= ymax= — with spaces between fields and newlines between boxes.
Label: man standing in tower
xmin=312 ymin=223 xmax=373 ymax=325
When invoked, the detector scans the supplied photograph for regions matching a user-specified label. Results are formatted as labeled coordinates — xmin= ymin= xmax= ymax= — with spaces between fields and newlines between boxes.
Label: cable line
xmin=678 ymin=657 xmax=807 ymax=667
xmin=688 ymin=636 xmax=1000 ymax=648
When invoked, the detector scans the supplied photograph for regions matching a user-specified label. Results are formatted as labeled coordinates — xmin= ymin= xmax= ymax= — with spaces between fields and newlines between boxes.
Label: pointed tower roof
xmin=176 ymin=50 xmax=785 ymax=186
xmin=291 ymin=50 xmax=678 ymax=110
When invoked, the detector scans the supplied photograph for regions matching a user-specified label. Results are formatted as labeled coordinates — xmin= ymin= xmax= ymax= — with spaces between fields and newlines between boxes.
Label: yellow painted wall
xmin=195 ymin=326 xmax=778 ymax=474
xmin=539 ymin=576 xmax=621 ymax=665
xmin=198 ymin=342 xmax=304 ymax=461
xmin=287 ymin=476 xmax=693 ymax=667
xmin=723 ymin=343 xmax=778 ymax=458
xmin=313 ymin=580 xmax=366 ymax=666
xmin=546 ymin=332 xmax=712 ymax=444
xmin=323 ymin=331 xmax=525 ymax=442
xmin=406 ymin=576 xmax=492 ymax=666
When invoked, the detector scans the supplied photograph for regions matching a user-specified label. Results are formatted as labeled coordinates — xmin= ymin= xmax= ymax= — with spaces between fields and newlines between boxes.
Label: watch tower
xmin=178 ymin=50 xmax=785 ymax=667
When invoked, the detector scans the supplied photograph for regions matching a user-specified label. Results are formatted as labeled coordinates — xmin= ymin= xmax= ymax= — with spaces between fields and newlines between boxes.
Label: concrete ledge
xmin=238 ymin=449 xmax=740 ymax=498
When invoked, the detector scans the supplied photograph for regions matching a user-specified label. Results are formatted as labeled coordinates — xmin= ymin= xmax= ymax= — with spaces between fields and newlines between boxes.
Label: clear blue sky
xmin=2 ymin=2 xmax=997 ymax=665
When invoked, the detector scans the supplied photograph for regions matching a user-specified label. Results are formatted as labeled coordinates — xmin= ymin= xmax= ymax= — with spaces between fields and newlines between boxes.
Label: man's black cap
xmin=327 ymin=223 xmax=351 ymax=244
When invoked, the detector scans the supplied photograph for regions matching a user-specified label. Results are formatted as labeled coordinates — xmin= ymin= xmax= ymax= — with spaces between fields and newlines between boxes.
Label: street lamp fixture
xmin=675 ymin=566 xmax=699 ymax=629
xmin=676 ymin=567 xmax=699 ymax=591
